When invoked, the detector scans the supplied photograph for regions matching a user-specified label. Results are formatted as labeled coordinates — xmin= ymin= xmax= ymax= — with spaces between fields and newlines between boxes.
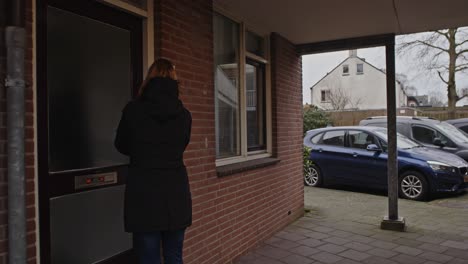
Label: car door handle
xmin=352 ymin=152 xmax=358 ymax=158
xmin=318 ymin=148 xmax=323 ymax=153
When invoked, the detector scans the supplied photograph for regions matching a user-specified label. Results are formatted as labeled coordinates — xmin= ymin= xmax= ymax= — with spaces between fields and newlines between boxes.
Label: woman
xmin=114 ymin=58 xmax=192 ymax=264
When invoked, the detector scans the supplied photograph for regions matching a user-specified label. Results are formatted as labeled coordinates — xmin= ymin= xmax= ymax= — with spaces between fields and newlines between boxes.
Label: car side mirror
xmin=433 ymin=138 xmax=444 ymax=147
xmin=366 ymin=144 xmax=381 ymax=152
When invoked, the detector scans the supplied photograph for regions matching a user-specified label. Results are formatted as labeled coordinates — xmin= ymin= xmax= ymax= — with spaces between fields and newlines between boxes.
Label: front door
xmin=37 ymin=0 xmax=142 ymax=263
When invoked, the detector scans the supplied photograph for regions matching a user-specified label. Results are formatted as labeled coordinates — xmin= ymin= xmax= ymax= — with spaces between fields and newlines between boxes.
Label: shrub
xmin=303 ymin=105 xmax=331 ymax=135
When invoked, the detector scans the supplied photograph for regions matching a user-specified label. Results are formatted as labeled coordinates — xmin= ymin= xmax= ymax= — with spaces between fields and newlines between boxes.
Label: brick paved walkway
xmin=234 ymin=187 xmax=468 ymax=264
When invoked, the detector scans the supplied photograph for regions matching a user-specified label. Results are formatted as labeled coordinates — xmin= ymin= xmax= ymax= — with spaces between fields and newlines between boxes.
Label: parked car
xmin=446 ymin=118 xmax=468 ymax=134
xmin=303 ymin=126 xmax=468 ymax=201
xmin=360 ymin=116 xmax=468 ymax=161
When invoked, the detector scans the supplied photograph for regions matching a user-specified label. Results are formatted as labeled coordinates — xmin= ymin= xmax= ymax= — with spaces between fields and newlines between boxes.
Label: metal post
xmin=6 ymin=0 xmax=27 ymax=262
xmin=381 ymin=36 xmax=405 ymax=231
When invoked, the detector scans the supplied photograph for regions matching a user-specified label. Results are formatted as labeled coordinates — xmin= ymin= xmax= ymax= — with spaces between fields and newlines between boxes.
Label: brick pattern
xmin=0 ymin=1 xmax=7 ymax=263
xmin=156 ymin=1 xmax=304 ymax=263
xmin=0 ymin=1 xmax=37 ymax=263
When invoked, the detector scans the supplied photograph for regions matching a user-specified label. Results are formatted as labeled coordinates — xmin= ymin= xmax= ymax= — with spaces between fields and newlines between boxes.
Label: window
xmin=342 ymin=65 xmax=349 ymax=75
xmin=311 ymin=133 xmax=323 ymax=144
xmin=214 ymin=13 xmax=240 ymax=159
xmin=322 ymin=130 xmax=345 ymax=147
xmin=357 ymin=63 xmax=364 ymax=74
xmin=412 ymin=126 xmax=452 ymax=146
xmin=348 ymin=131 xmax=377 ymax=149
xmin=321 ymin=90 xmax=330 ymax=102
xmin=214 ymin=12 xmax=270 ymax=163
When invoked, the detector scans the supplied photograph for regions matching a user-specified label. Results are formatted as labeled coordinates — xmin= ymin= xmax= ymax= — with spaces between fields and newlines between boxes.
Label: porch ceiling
xmin=216 ymin=0 xmax=468 ymax=44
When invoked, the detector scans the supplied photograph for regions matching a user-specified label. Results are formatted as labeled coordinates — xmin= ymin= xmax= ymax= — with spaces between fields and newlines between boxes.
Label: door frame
xmin=36 ymin=0 xmax=153 ymax=262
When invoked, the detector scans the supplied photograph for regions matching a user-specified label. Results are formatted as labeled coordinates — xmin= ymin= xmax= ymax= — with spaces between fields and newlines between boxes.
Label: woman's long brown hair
xmin=138 ymin=58 xmax=178 ymax=96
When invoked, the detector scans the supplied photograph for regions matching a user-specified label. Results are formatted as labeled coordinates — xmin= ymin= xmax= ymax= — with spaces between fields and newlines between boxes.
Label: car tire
xmin=399 ymin=171 xmax=429 ymax=201
xmin=304 ymin=164 xmax=323 ymax=187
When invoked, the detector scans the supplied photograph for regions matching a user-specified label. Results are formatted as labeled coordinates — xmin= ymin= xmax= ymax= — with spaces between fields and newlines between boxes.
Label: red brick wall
xmin=0 ymin=1 xmax=37 ymax=263
xmin=156 ymin=1 xmax=304 ymax=262
xmin=0 ymin=2 xmax=7 ymax=262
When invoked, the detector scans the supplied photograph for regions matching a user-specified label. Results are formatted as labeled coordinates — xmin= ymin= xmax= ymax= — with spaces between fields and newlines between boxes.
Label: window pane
xmin=246 ymin=60 xmax=266 ymax=152
xmin=322 ymin=131 xmax=345 ymax=146
xmin=357 ymin=63 xmax=364 ymax=74
xmin=214 ymin=13 xmax=240 ymax=158
xmin=348 ymin=131 xmax=377 ymax=149
xmin=246 ymin=31 xmax=265 ymax=57
xmin=412 ymin=126 xmax=435 ymax=144
xmin=47 ymin=7 xmax=131 ymax=172
xmin=343 ymin=65 xmax=349 ymax=74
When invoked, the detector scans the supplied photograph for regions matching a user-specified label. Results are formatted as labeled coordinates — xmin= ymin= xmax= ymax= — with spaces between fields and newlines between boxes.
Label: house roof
xmin=215 ymin=0 xmax=468 ymax=45
xmin=309 ymin=55 xmax=394 ymax=90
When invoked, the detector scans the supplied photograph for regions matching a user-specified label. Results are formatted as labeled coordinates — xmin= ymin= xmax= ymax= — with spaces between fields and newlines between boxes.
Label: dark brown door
xmin=37 ymin=0 xmax=142 ymax=263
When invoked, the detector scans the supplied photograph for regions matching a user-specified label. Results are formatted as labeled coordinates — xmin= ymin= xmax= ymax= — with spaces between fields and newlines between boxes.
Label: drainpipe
xmin=5 ymin=0 xmax=27 ymax=263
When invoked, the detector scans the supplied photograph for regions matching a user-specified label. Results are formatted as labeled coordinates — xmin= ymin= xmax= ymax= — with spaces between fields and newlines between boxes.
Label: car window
xmin=412 ymin=125 xmax=453 ymax=146
xmin=434 ymin=122 xmax=468 ymax=144
xmin=310 ymin=133 xmax=323 ymax=144
xmin=460 ymin=125 xmax=468 ymax=134
xmin=322 ymin=130 xmax=345 ymax=147
xmin=348 ymin=130 xmax=377 ymax=149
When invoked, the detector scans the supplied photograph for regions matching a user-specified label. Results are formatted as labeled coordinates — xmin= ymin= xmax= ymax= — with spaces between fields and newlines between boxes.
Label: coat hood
xmin=140 ymin=77 xmax=184 ymax=121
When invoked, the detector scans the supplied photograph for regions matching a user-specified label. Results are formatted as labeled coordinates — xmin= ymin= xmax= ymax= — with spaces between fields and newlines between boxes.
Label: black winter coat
xmin=114 ymin=77 xmax=192 ymax=232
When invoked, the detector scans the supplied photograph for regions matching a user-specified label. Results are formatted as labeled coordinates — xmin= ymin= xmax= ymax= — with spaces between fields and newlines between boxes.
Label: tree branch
xmin=437 ymin=71 xmax=449 ymax=84
xmin=457 ymin=39 xmax=468 ymax=46
xmin=457 ymin=49 xmax=468 ymax=56
xmin=455 ymin=66 xmax=468 ymax=72
xmin=415 ymin=40 xmax=449 ymax=53
xmin=435 ymin=30 xmax=450 ymax=40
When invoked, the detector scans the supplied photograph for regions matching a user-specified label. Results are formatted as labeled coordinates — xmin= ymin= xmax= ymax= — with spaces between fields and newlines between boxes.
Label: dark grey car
xmin=446 ymin=118 xmax=468 ymax=134
xmin=359 ymin=116 xmax=468 ymax=161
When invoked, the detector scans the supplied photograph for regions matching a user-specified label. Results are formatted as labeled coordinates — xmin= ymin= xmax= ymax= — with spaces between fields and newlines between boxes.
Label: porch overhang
xmin=216 ymin=0 xmax=468 ymax=45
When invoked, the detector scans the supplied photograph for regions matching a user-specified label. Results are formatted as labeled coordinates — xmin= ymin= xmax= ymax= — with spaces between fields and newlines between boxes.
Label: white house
xmin=310 ymin=50 xmax=407 ymax=110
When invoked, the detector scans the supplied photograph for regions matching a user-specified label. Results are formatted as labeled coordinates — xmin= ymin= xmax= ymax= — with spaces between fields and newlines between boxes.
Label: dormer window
xmin=357 ymin=63 xmax=364 ymax=74
xmin=342 ymin=65 xmax=349 ymax=75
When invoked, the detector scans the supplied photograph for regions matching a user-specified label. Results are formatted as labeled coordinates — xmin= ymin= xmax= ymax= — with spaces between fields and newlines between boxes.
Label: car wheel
xmin=304 ymin=164 xmax=323 ymax=187
xmin=399 ymin=171 xmax=428 ymax=201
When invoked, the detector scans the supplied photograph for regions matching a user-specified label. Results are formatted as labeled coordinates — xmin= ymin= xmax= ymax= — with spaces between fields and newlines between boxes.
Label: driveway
xmin=235 ymin=187 xmax=468 ymax=264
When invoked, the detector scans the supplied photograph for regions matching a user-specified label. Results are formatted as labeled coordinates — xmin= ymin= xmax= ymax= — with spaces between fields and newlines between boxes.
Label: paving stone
xmin=269 ymin=239 xmax=302 ymax=250
xmin=419 ymin=251 xmax=454 ymax=263
xmin=362 ymin=256 xmax=399 ymax=264
xmin=276 ymin=231 xmax=309 ymax=242
xmin=338 ymin=249 xmax=371 ymax=261
xmin=317 ymin=243 xmax=348 ymax=254
xmin=397 ymin=232 xmax=422 ymax=239
xmin=417 ymin=242 xmax=449 ymax=253
xmin=255 ymin=245 xmax=292 ymax=259
xmin=288 ymin=246 xmax=320 ymax=257
xmin=343 ymin=242 xmax=373 ymax=252
xmin=391 ymin=254 xmax=426 ymax=264
xmin=393 ymin=245 xmax=424 ymax=256
xmin=348 ymin=234 xmax=375 ymax=244
xmin=445 ymin=248 xmax=468 ymax=260
xmin=441 ymin=240 xmax=468 ymax=250
xmin=367 ymin=248 xmax=399 ymax=258
xmin=330 ymin=230 xmax=354 ymax=238
xmin=334 ymin=259 xmax=361 ymax=264
xmin=304 ymin=231 xmax=331 ymax=240
xmin=392 ymin=238 xmax=423 ymax=247
xmin=297 ymin=238 xmax=325 ymax=248
xmin=371 ymin=240 xmax=399 ymax=250
xmin=323 ymin=237 xmax=351 ymax=246
xmin=416 ymin=236 xmax=445 ymax=244
xmin=370 ymin=233 xmax=399 ymax=242
xmin=309 ymin=251 xmax=344 ymax=264
xmin=447 ymin=258 xmax=468 ymax=264
xmin=280 ymin=254 xmax=315 ymax=264
xmin=313 ymin=226 xmax=335 ymax=233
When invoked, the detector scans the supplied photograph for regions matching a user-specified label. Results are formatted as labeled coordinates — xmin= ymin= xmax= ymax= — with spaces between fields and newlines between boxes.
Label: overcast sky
xmin=302 ymin=31 xmax=468 ymax=105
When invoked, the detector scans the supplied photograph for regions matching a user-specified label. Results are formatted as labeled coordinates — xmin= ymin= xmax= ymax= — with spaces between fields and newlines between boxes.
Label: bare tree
xmin=398 ymin=27 xmax=468 ymax=118
xmin=396 ymin=73 xmax=417 ymax=96
xmin=322 ymin=77 xmax=364 ymax=110
xmin=427 ymin=89 xmax=446 ymax=107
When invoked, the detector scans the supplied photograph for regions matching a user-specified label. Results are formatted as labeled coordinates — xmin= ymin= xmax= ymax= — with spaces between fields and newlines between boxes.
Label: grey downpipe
xmin=6 ymin=0 xmax=27 ymax=263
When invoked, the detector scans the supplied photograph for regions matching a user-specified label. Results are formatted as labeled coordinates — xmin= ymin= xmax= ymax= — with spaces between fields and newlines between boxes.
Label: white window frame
xmin=214 ymin=11 xmax=272 ymax=167
xmin=342 ymin=64 xmax=349 ymax=75
xmin=357 ymin=63 xmax=364 ymax=74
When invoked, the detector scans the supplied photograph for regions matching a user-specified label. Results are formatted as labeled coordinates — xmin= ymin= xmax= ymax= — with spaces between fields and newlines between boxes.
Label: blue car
xmin=303 ymin=126 xmax=468 ymax=201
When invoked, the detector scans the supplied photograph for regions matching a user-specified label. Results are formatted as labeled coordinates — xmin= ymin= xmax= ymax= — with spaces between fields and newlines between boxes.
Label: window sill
xmin=216 ymin=157 xmax=281 ymax=177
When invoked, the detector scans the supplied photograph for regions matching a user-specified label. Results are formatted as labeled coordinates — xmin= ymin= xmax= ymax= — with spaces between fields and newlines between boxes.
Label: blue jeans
xmin=133 ymin=229 xmax=186 ymax=264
